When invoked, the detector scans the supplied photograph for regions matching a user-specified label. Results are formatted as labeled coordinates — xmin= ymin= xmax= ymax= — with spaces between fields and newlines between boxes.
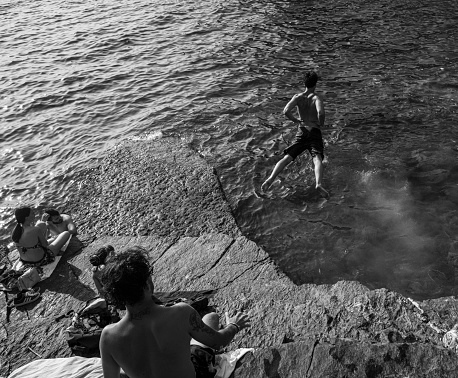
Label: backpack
xmin=17 ymin=267 xmax=41 ymax=291
xmin=60 ymin=297 xmax=120 ymax=355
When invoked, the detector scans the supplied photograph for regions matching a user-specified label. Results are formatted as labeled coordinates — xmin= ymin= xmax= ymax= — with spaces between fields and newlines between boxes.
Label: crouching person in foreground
xmin=100 ymin=247 xmax=250 ymax=378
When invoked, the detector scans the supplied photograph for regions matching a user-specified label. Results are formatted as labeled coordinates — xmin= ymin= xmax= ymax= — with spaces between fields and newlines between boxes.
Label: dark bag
xmin=0 ymin=268 xmax=23 ymax=291
xmin=61 ymin=297 xmax=120 ymax=354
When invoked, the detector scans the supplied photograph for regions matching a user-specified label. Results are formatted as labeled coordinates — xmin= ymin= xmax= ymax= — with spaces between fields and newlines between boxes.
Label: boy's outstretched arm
xmin=186 ymin=305 xmax=250 ymax=350
xmin=316 ymin=97 xmax=325 ymax=127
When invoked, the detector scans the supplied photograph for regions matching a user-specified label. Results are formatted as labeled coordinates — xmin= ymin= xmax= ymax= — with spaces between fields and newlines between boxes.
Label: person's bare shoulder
xmin=102 ymin=321 xmax=121 ymax=336
xmin=170 ymin=302 xmax=194 ymax=314
xmin=313 ymin=93 xmax=323 ymax=102
xmin=100 ymin=322 xmax=121 ymax=356
xmin=165 ymin=302 xmax=194 ymax=321
xmin=101 ymin=320 xmax=130 ymax=346
xmin=62 ymin=214 xmax=73 ymax=222
xmin=35 ymin=222 xmax=47 ymax=234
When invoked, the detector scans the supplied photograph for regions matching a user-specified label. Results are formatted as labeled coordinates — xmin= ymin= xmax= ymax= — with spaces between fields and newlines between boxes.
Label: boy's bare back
xmin=101 ymin=303 xmax=196 ymax=378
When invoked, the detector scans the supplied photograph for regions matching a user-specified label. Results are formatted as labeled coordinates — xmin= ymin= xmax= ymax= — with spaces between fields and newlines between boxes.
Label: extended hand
xmin=226 ymin=311 xmax=251 ymax=331
xmin=41 ymin=213 xmax=50 ymax=222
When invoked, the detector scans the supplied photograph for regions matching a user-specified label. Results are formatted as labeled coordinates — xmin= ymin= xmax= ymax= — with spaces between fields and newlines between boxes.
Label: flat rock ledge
xmin=2 ymin=138 xmax=458 ymax=378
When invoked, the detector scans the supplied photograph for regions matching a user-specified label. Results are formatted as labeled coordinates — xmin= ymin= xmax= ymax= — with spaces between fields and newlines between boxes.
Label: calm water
xmin=1 ymin=0 xmax=457 ymax=300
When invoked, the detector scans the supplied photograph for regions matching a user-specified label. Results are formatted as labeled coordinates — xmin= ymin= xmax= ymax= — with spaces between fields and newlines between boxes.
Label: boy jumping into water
xmin=261 ymin=71 xmax=329 ymax=199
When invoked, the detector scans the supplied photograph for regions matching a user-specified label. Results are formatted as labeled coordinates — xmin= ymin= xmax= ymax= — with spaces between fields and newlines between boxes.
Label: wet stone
xmin=3 ymin=138 xmax=458 ymax=377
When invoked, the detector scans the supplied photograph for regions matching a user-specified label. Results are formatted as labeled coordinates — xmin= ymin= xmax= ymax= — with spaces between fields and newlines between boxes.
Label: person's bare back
xmin=100 ymin=249 xmax=250 ymax=378
xmin=102 ymin=303 xmax=196 ymax=378
xmin=295 ymin=92 xmax=321 ymax=130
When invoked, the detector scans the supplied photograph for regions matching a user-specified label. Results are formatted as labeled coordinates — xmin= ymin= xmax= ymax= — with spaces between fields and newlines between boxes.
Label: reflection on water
xmin=1 ymin=0 xmax=457 ymax=299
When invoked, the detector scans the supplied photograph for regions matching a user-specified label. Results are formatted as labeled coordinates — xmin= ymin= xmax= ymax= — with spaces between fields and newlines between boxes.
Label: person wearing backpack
xmin=100 ymin=247 xmax=250 ymax=378
xmin=89 ymin=245 xmax=115 ymax=296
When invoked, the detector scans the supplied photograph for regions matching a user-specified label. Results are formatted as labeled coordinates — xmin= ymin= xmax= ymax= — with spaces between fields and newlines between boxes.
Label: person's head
xmin=102 ymin=247 xmax=153 ymax=307
xmin=44 ymin=208 xmax=62 ymax=224
xmin=304 ymin=71 xmax=319 ymax=89
xmin=12 ymin=206 xmax=34 ymax=243
xmin=90 ymin=245 xmax=115 ymax=268
xmin=15 ymin=207 xmax=32 ymax=224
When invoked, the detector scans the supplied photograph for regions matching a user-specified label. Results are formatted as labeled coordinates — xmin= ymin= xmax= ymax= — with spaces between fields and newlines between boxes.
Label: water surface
xmin=1 ymin=0 xmax=457 ymax=300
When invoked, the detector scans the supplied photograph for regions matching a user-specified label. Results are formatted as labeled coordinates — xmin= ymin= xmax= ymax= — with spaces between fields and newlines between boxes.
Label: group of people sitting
xmin=9 ymin=206 xmax=77 ymax=306
xmin=12 ymin=206 xmax=77 ymax=267
xmin=11 ymin=206 xmax=251 ymax=378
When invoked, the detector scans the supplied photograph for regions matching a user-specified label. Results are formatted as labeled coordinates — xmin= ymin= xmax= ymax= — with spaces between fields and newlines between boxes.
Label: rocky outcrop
xmin=65 ymin=138 xmax=240 ymax=240
xmin=2 ymin=138 xmax=458 ymax=377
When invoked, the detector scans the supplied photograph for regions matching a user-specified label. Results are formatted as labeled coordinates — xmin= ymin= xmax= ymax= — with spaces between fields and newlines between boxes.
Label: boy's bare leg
xmin=261 ymin=155 xmax=293 ymax=191
xmin=313 ymin=155 xmax=329 ymax=199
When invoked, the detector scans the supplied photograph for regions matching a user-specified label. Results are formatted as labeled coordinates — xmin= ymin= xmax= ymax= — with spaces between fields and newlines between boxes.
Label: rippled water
xmin=1 ymin=0 xmax=457 ymax=299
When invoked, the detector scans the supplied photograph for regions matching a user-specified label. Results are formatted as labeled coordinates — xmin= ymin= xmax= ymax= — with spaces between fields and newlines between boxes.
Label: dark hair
xmin=12 ymin=207 xmax=31 ymax=243
xmin=304 ymin=71 xmax=319 ymax=88
xmin=101 ymin=247 xmax=151 ymax=307
xmin=89 ymin=245 xmax=115 ymax=267
xmin=44 ymin=208 xmax=60 ymax=217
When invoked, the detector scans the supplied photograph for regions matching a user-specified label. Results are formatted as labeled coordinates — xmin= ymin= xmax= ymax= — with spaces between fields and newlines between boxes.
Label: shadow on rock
xmin=38 ymin=236 xmax=96 ymax=301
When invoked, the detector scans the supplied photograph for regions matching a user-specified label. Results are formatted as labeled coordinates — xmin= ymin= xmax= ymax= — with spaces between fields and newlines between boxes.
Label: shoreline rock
xmin=2 ymin=138 xmax=458 ymax=377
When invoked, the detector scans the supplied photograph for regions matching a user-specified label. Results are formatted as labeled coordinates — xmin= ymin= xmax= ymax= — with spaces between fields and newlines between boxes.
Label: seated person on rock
xmin=43 ymin=208 xmax=77 ymax=237
xmin=100 ymin=247 xmax=250 ymax=378
xmin=89 ymin=245 xmax=115 ymax=297
xmin=12 ymin=207 xmax=71 ymax=266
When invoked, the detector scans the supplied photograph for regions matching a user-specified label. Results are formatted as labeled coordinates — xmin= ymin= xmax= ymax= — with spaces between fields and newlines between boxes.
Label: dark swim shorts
xmin=284 ymin=127 xmax=324 ymax=160
xmin=190 ymin=345 xmax=216 ymax=378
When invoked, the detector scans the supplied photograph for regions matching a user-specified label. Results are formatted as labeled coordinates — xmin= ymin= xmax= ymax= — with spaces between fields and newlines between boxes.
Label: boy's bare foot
xmin=261 ymin=179 xmax=274 ymax=192
xmin=316 ymin=185 xmax=330 ymax=199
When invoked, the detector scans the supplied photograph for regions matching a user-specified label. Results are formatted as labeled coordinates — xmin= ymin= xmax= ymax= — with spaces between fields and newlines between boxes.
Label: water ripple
xmin=1 ymin=0 xmax=457 ymax=299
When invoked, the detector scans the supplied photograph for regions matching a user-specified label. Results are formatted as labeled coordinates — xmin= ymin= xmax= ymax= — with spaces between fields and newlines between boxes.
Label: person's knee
xmin=280 ymin=155 xmax=293 ymax=166
xmin=313 ymin=155 xmax=323 ymax=165
xmin=60 ymin=231 xmax=71 ymax=239
xmin=201 ymin=312 xmax=219 ymax=330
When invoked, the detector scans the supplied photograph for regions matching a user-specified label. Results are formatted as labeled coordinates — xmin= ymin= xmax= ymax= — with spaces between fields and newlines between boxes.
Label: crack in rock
xmin=152 ymin=238 xmax=180 ymax=265
xmin=193 ymin=240 xmax=236 ymax=281
xmin=219 ymin=258 xmax=270 ymax=289
xmin=300 ymin=218 xmax=352 ymax=231
xmin=306 ymin=339 xmax=320 ymax=377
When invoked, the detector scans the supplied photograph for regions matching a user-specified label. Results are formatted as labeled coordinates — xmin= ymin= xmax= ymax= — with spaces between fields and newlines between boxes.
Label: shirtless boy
xmin=44 ymin=208 xmax=77 ymax=236
xmin=261 ymin=71 xmax=329 ymax=199
xmin=100 ymin=248 xmax=250 ymax=378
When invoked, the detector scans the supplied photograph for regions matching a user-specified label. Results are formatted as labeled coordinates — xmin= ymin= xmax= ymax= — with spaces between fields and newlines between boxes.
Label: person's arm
xmin=36 ymin=213 xmax=51 ymax=238
xmin=186 ymin=305 xmax=250 ymax=350
xmin=65 ymin=215 xmax=77 ymax=235
xmin=36 ymin=226 xmax=49 ymax=248
xmin=315 ymin=97 xmax=325 ymax=127
xmin=283 ymin=95 xmax=301 ymax=123
xmin=100 ymin=328 xmax=121 ymax=378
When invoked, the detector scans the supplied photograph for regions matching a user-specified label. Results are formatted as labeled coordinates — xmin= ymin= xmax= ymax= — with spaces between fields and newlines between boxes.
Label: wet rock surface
xmin=65 ymin=138 xmax=241 ymax=240
xmin=2 ymin=138 xmax=458 ymax=377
